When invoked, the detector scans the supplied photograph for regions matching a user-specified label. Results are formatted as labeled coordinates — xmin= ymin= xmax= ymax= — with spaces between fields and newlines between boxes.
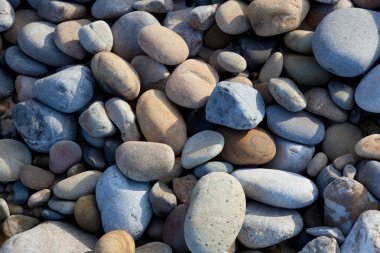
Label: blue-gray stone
xmin=18 ymin=21 xmax=75 ymax=67
xmin=355 ymin=64 xmax=380 ymax=113
xmin=316 ymin=164 xmax=341 ymax=194
xmin=91 ymin=0 xmax=134 ymax=19
xmin=79 ymin=21 xmax=113 ymax=54
xmin=328 ymin=80 xmax=354 ymax=111
xmin=96 ymin=165 xmax=152 ymax=239
xmin=313 ymin=8 xmax=380 ymax=77
xmin=41 ymin=208 xmax=66 ymax=221
xmin=33 ymin=65 xmax=94 ymax=113
xmin=12 ymin=181 xmax=29 ymax=205
xmin=0 ymin=0 xmax=14 ymax=32
xmin=194 ymin=161 xmax=233 ymax=178
xmin=356 ymin=159 xmax=380 ymax=200
xmin=266 ymin=136 xmax=315 ymax=174
xmin=266 ymin=104 xmax=325 ymax=145
xmin=5 ymin=46 xmax=48 ymax=76
xmin=206 ymin=81 xmax=265 ymax=130
xmin=81 ymin=128 xmax=105 ymax=148
xmin=11 ymin=99 xmax=76 ymax=153
xmin=103 ymin=137 xmax=122 ymax=165
xmin=0 ymin=68 xmax=14 ymax=99
xmin=83 ymin=145 xmax=107 ymax=170
xmin=299 ymin=236 xmax=340 ymax=253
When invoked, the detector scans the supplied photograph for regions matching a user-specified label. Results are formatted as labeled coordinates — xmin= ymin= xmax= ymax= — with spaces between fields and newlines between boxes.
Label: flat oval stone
xmin=268 ymin=77 xmax=306 ymax=112
xmin=162 ymin=204 xmax=189 ymax=253
xmin=266 ymin=104 xmax=325 ymax=145
xmin=356 ymin=160 xmax=380 ymax=200
xmin=181 ymin=130 xmax=224 ymax=169
xmin=20 ymin=164 xmax=55 ymax=190
xmin=217 ymin=51 xmax=247 ymax=73
xmin=94 ymin=230 xmax=135 ymax=253
xmin=215 ymin=0 xmax=250 ymax=35
xmin=18 ymin=21 xmax=75 ymax=67
xmin=27 ymin=189 xmax=51 ymax=208
xmin=49 ymin=141 xmax=82 ymax=174
xmin=284 ymin=30 xmax=313 ymax=54
xmin=0 ymin=0 xmax=14 ymax=32
xmin=307 ymin=152 xmax=328 ymax=177
xmin=111 ymin=11 xmax=160 ymax=61
xmin=5 ymin=46 xmax=48 ymax=76
xmin=219 ymin=127 xmax=276 ymax=165
xmin=136 ymin=89 xmax=187 ymax=155
xmin=33 ymin=65 xmax=94 ymax=113
xmin=313 ymin=8 xmax=380 ymax=77
xmin=115 ymin=141 xmax=175 ymax=182
xmin=328 ymin=80 xmax=354 ymax=111
xmin=232 ymin=168 xmax=318 ymax=209
xmin=238 ymin=202 xmax=303 ymax=248
xmin=137 ymin=24 xmax=189 ymax=65
xmin=206 ymin=82 xmax=265 ymax=130
xmin=194 ymin=161 xmax=233 ymax=178
xmin=96 ymin=165 xmax=152 ymax=239
xmin=91 ymin=52 xmax=140 ymax=100
xmin=0 ymin=68 xmax=14 ymax=99
xmin=48 ymin=197 xmax=75 ymax=215
xmin=11 ymin=99 xmax=76 ymax=153
xmin=37 ymin=0 xmax=86 ymax=23
xmin=259 ymin=52 xmax=283 ymax=82
xmin=184 ymin=172 xmax=246 ymax=253
xmin=355 ymin=134 xmax=380 ymax=160
xmin=165 ymin=59 xmax=219 ymax=109
xmin=74 ymin=195 xmax=102 ymax=233
xmin=3 ymin=9 xmax=40 ymax=44
xmin=355 ymin=64 xmax=380 ymax=113
xmin=79 ymin=21 xmax=113 ymax=54
xmin=41 ymin=209 xmax=65 ymax=221
xmin=53 ymin=171 xmax=103 ymax=200
xmin=91 ymin=0 xmax=134 ymax=19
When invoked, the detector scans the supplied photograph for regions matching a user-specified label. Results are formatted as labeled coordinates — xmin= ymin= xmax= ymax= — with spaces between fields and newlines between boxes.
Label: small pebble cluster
xmin=0 ymin=0 xmax=380 ymax=252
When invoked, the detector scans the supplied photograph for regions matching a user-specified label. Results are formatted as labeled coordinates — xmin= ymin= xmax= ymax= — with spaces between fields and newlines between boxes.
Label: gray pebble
xmin=0 ymin=68 xmax=14 ymax=99
xmin=0 ymin=0 xmax=15 ymax=32
xmin=306 ymin=226 xmax=345 ymax=244
xmin=27 ymin=189 xmax=51 ymax=208
xmin=328 ymin=80 xmax=354 ymax=111
xmin=343 ymin=164 xmax=357 ymax=179
xmin=91 ymin=0 xmax=134 ymax=19
xmin=83 ymin=145 xmax=107 ymax=170
xmin=299 ymin=236 xmax=340 ymax=253
xmin=194 ymin=161 xmax=233 ymax=178
xmin=133 ymin=0 xmax=174 ymax=13
xmin=283 ymin=30 xmax=313 ymax=54
xmin=356 ymin=159 xmax=380 ymax=200
xmin=217 ymin=51 xmax=247 ymax=73
xmin=37 ymin=0 xmax=86 ymax=23
xmin=149 ymin=182 xmax=177 ymax=217
xmin=316 ymin=164 xmax=341 ymax=194
xmin=5 ymin=46 xmax=48 ymax=76
xmin=79 ymin=21 xmax=113 ymax=54
xmin=41 ymin=209 xmax=65 ymax=220
xmin=268 ymin=77 xmax=306 ymax=112
xmin=259 ymin=52 xmax=283 ymax=82
xmin=307 ymin=152 xmax=328 ymax=177
xmin=81 ymin=129 xmax=105 ymax=149
xmin=355 ymin=64 xmax=380 ymax=113
xmin=0 ymin=198 xmax=10 ymax=221
xmin=48 ymin=197 xmax=75 ymax=215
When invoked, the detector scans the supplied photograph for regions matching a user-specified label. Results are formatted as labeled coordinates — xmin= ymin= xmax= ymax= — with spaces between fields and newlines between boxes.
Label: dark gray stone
xmin=0 ymin=68 xmax=14 ymax=99
xmin=356 ymin=159 xmax=380 ymax=200
xmin=194 ymin=161 xmax=233 ymax=178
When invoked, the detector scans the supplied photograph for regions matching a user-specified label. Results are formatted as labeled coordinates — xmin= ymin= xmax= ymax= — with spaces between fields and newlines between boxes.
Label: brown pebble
xmin=74 ymin=195 xmax=102 ymax=233
xmin=147 ymin=219 xmax=164 ymax=241
xmin=20 ymin=164 xmax=55 ymax=190
xmin=333 ymin=153 xmax=357 ymax=171
xmin=172 ymin=175 xmax=197 ymax=204
xmin=307 ymin=152 xmax=328 ymax=177
xmin=355 ymin=134 xmax=380 ymax=160
xmin=204 ymin=24 xmax=233 ymax=50
xmin=95 ymin=230 xmax=135 ymax=253
xmin=252 ymin=82 xmax=274 ymax=104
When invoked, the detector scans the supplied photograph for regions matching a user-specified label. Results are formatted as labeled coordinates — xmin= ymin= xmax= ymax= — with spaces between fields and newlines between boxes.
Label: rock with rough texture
xmin=313 ymin=8 xmax=380 ymax=77
xmin=94 ymin=230 xmax=135 ymax=253
xmin=215 ymin=0 xmax=250 ymax=35
xmin=206 ymin=82 xmax=265 ymax=130
xmin=188 ymin=4 xmax=218 ymax=31
xmin=12 ymin=99 xmax=76 ymax=153
xmin=79 ymin=21 xmax=113 ymax=54
xmin=340 ymin=210 xmax=380 ymax=253
xmin=165 ymin=59 xmax=219 ymax=109
xmin=172 ymin=175 xmax=197 ymax=204
xmin=184 ymin=172 xmax=246 ymax=253
xmin=247 ymin=0 xmax=310 ymax=36
xmin=284 ymin=30 xmax=314 ymax=54
xmin=306 ymin=227 xmax=345 ymax=244
xmin=0 ymin=0 xmax=14 ymax=32
xmin=115 ymin=141 xmax=175 ymax=182
xmin=232 ymin=168 xmax=318 ymax=209
xmin=49 ymin=141 xmax=82 ymax=174
xmin=268 ymin=77 xmax=306 ymax=112
xmin=356 ymin=160 xmax=380 ymax=200
xmin=136 ymin=89 xmax=187 ymax=155
xmin=33 ymin=65 xmax=94 ymax=113
xmin=0 ymin=221 xmax=97 ymax=253
xmin=259 ymin=52 xmax=283 ymax=82
xmin=266 ymin=104 xmax=325 ymax=145
xmin=163 ymin=204 xmax=189 ymax=252
xmin=74 ymin=195 xmax=102 ymax=234
xmin=328 ymin=81 xmax=354 ymax=111
xmin=219 ymin=127 xmax=276 ymax=165
xmin=5 ymin=46 xmax=48 ymax=76
xmin=96 ymin=165 xmax=152 ymax=239
xmin=238 ymin=202 xmax=303 ymax=249
xmin=2 ymin=215 xmax=40 ymax=237
xmin=91 ymin=0 xmax=134 ymax=19
xmin=298 ymin=236 xmax=340 ymax=253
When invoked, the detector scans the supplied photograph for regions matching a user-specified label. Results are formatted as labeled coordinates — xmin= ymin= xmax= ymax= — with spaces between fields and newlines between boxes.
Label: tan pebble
xmin=7 ymin=204 xmax=23 ymax=215
xmin=226 ymin=76 xmax=253 ymax=86
xmin=259 ymin=52 xmax=283 ymax=82
xmin=215 ymin=0 xmax=250 ymax=35
xmin=333 ymin=153 xmax=357 ymax=170
xmin=95 ymin=230 xmax=135 ymax=253
xmin=74 ymin=195 xmax=101 ymax=233
xmin=20 ymin=164 xmax=55 ymax=190
xmin=204 ymin=24 xmax=233 ymax=50
xmin=307 ymin=152 xmax=328 ymax=177
xmin=4 ymin=9 xmax=41 ymax=44
xmin=284 ymin=30 xmax=314 ymax=54
xmin=66 ymin=163 xmax=88 ymax=177
xmin=252 ymin=82 xmax=273 ymax=104
xmin=355 ymin=134 xmax=380 ymax=160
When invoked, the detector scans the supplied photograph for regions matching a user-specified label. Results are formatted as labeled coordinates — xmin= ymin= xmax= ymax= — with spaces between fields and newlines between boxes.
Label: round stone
xmin=259 ymin=52 xmax=283 ymax=82
xmin=307 ymin=152 xmax=328 ymax=177
xmin=49 ymin=141 xmax=82 ymax=174
xmin=268 ymin=77 xmax=306 ymax=112
xmin=5 ymin=46 xmax=48 ymax=76
xmin=20 ymin=164 xmax=55 ymax=190
xmin=215 ymin=0 xmax=250 ymax=35
xmin=328 ymin=80 xmax=354 ymax=111
xmin=0 ymin=0 xmax=14 ymax=32
xmin=283 ymin=30 xmax=313 ymax=54
xmin=4 ymin=9 xmax=40 ymax=44
xmin=217 ymin=51 xmax=247 ymax=73
xmin=27 ymin=189 xmax=51 ymax=208
xmin=94 ymin=230 xmax=135 ymax=253
xmin=74 ymin=195 xmax=102 ymax=233
xmin=79 ymin=21 xmax=113 ymax=54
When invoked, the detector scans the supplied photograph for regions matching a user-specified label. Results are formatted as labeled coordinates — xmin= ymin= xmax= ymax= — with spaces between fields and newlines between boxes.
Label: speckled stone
xmin=268 ymin=77 xmax=306 ymax=112
xmin=79 ymin=21 xmax=113 ymax=54
xmin=215 ymin=0 xmax=250 ymax=35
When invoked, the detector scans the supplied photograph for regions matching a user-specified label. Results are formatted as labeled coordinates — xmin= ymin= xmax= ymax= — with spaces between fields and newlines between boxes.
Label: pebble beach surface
xmin=0 ymin=0 xmax=380 ymax=253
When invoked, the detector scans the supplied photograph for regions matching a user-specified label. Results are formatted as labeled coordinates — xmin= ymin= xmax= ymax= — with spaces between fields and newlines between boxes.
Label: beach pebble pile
xmin=0 ymin=0 xmax=380 ymax=252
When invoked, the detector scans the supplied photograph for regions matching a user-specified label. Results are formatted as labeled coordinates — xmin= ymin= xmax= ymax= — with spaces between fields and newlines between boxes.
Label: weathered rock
xmin=306 ymin=227 xmax=345 ymax=244
xmin=298 ymin=236 xmax=340 ymax=253
xmin=356 ymin=160 xmax=380 ymax=200
xmin=188 ymin=4 xmax=218 ymax=31
xmin=215 ymin=0 xmax=250 ymax=35
xmin=2 ymin=215 xmax=40 ymax=237
xmin=172 ymin=174 xmax=197 ymax=204
xmin=79 ymin=21 xmax=113 ymax=54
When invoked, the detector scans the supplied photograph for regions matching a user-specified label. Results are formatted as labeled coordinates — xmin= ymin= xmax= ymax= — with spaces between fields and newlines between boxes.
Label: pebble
xmin=0 ymin=68 xmax=14 ymax=100
xmin=66 ymin=163 xmax=87 ymax=177
xmin=188 ymin=4 xmax=218 ymax=31
xmin=49 ymin=141 xmax=82 ymax=174
xmin=134 ymin=0 xmax=173 ymax=13
xmin=316 ymin=164 xmax=342 ymax=194
xmin=27 ymin=189 xmax=51 ymax=208
xmin=0 ymin=0 xmax=14 ymax=32
xmin=12 ymin=181 xmax=29 ymax=204
xmin=268 ymin=77 xmax=306 ymax=112
xmin=135 ymin=242 xmax=172 ymax=253
xmin=96 ymin=165 xmax=152 ymax=239
xmin=343 ymin=164 xmax=357 ymax=179
xmin=136 ymin=90 xmax=187 ymax=155
xmin=181 ymin=130 xmax=224 ymax=169
xmin=0 ymin=198 xmax=10 ymax=221
xmin=103 ymin=138 xmax=121 ymax=164
xmin=53 ymin=170 xmax=103 ymax=200
xmin=165 ymin=59 xmax=219 ymax=109
xmin=91 ymin=0 xmax=134 ymax=19
xmin=283 ymin=30 xmax=313 ymax=54
xmin=74 ymin=195 xmax=102 ymax=233
xmin=5 ymin=46 xmax=48 ymax=76
xmin=283 ymin=54 xmax=332 ymax=86
xmin=259 ymin=52 xmax=283 ymax=82
xmin=184 ymin=172 xmax=246 ymax=253
xmin=238 ymin=202 xmax=303 ymax=249
xmin=215 ymin=0 xmax=250 ymax=35
xmin=91 ymin=52 xmax=140 ymax=100
xmin=328 ymin=81 xmax=355 ymax=111
xmin=12 ymin=99 xmax=76 ymax=153
xmin=18 ymin=21 xmax=75 ymax=67
xmin=322 ymin=123 xmax=363 ymax=161
xmin=149 ymin=182 xmax=177 ymax=217
xmin=3 ymin=9 xmax=40 ymax=44
xmin=83 ymin=145 xmax=107 ymax=170
xmin=305 ymin=88 xmax=348 ymax=122
xmin=41 ymin=209 xmax=65 ymax=221
xmin=172 ymin=174 xmax=197 ymax=204
xmin=217 ymin=51 xmax=247 ymax=73
xmin=162 ymin=204 xmax=189 ymax=252
xmin=323 ymin=177 xmax=380 ymax=235
xmin=352 ymin=0 xmax=380 ymax=9
xmin=298 ymin=236 xmax=339 ymax=253
xmin=356 ymin=63 xmax=380 ymax=113
xmin=79 ymin=21 xmax=113 ymax=54
xmin=355 ymin=134 xmax=380 ymax=160
xmin=0 ymin=221 xmax=97 ymax=253
xmin=266 ymin=104 xmax=325 ymax=145
xmin=47 ymin=197 xmax=75 ymax=215
xmin=116 ymin=141 xmax=175 ymax=182
xmin=146 ymin=219 xmax=164 ymax=241
xmin=33 ymin=65 xmax=94 ymax=113
xmin=204 ymin=24 xmax=232 ymax=50
xmin=194 ymin=161 xmax=233 ymax=178
xmin=232 ymin=168 xmax=318 ymax=209
xmin=2 ymin=215 xmax=40 ymax=237
xmin=247 ymin=0 xmax=309 ymax=36
xmin=111 ymin=11 xmax=160 ymax=61
xmin=15 ymin=75 xmax=36 ymax=102
xmin=94 ymin=230 xmax=135 ymax=253
xmin=307 ymin=152 xmax=328 ymax=177
xmin=206 ymin=82 xmax=265 ymax=130
xmin=313 ymin=8 xmax=380 ymax=77
xmin=306 ymin=227 xmax=345 ymax=244
xmin=37 ymin=0 xmax=86 ymax=23
xmin=356 ymin=160 xmax=380 ymax=200
xmin=79 ymin=101 xmax=116 ymax=138
xmin=20 ymin=164 xmax=55 ymax=190
xmin=226 ymin=76 xmax=253 ymax=87
xmin=340 ymin=210 xmax=380 ymax=252
xmin=219 ymin=127 xmax=276 ymax=165
xmin=0 ymin=139 xmax=32 ymax=182
xmin=266 ymin=136 xmax=315 ymax=173
xmin=137 ymin=24 xmax=189 ymax=65
xmin=53 ymin=19 xmax=89 ymax=60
